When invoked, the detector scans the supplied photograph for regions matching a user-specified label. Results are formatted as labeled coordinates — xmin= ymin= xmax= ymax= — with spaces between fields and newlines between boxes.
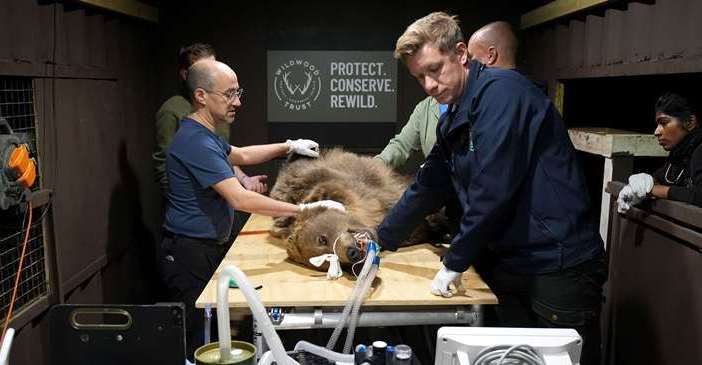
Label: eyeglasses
xmin=206 ymin=87 xmax=244 ymax=102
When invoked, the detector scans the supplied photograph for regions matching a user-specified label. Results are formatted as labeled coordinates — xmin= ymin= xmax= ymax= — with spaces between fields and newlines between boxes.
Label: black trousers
xmin=482 ymin=257 xmax=607 ymax=365
xmin=159 ymin=233 xmax=230 ymax=361
xmin=229 ymin=211 xmax=250 ymax=242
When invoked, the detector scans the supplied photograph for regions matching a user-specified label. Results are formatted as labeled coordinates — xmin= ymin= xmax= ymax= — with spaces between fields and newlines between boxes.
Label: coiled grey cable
xmin=473 ymin=344 xmax=546 ymax=365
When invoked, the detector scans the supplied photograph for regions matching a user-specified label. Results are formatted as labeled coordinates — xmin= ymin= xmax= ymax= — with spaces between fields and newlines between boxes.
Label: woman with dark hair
xmin=618 ymin=92 xmax=702 ymax=212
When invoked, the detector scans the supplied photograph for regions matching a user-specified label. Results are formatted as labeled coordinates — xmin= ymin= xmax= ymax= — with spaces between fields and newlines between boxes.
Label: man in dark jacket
xmin=379 ymin=12 xmax=606 ymax=365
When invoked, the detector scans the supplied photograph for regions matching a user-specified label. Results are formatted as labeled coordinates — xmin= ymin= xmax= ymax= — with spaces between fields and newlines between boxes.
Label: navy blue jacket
xmin=378 ymin=60 xmax=603 ymax=274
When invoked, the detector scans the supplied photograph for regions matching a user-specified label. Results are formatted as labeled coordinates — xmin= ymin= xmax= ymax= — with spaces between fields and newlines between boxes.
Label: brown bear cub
xmin=269 ymin=148 xmax=449 ymax=272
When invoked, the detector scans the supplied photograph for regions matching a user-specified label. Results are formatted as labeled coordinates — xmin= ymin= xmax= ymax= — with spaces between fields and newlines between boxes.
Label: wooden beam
xmin=521 ymin=0 xmax=608 ymax=29
xmin=568 ymin=127 xmax=668 ymax=158
xmin=554 ymin=81 xmax=565 ymax=116
xmin=6 ymin=296 xmax=51 ymax=331
xmin=607 ymin=181 xmax=702 ymax=235
xmin=74 ymin=0 xmax=158 ymax=23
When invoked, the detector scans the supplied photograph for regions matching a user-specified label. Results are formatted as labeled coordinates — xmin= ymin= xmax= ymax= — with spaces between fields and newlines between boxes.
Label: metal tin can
xmin=195 ymin=341 xmax=257 ymax=365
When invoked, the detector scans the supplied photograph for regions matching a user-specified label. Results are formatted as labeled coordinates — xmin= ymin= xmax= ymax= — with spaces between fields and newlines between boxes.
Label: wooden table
xmin=197 ymin=215 xmax=495 ymax=308
xmin=196 ymin=214 xmax=497 ymax=353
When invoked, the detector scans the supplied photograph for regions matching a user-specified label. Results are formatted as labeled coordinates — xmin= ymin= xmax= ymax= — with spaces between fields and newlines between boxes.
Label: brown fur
xmin=270 ymin=149 xmax=443 ymax=270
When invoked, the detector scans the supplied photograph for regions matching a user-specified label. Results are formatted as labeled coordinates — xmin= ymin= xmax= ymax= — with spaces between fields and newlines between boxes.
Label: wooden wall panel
xmin=555 ymin=23 xmax=570 ymax=72
xmin=568 ymin=19 xmax=585 ymax=71
xmin=0 ymin=1 xmax=160 ymax=364
xmin=605 ymin=184 xmax=702 ymax=364
xmin=583 ymin=14 xmax=603 ymax=69
xmin=0 ymin=0 xmax=53 ymax=71
xmin=660 ymin=0 xmax=688 ymax=60
xmin=51 ymin=79 xmax=119 ymax=292
xmin=523 ymin=0 xmax=702 ymax=81
xmin=690 ymin=0 xmax=702 ymax=59
xmin=602 ymin=8 xmax=625 ymax=67
xmin=625 ymin=2 xmax=653 ymax=64
xmin=541 ymin=27 xmax=558 ymax=82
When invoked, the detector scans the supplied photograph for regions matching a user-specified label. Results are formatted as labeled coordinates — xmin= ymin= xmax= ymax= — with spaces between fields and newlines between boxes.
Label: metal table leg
xmin=204 ymin=304 xmax=212 ymax=345
xmin=253 ymin=317 xmax=269 ymax=361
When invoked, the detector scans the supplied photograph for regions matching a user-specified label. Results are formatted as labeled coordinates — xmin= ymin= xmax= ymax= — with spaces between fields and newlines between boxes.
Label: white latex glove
xmin=299 ymin=200 xmax=346 ymax=213
xmin=286 ymin=139 xmax=320 ymax=158
xmin=617 ymin=173 xmax=654 ymax=213
xmin=430 ymin=266 xmax=464 ymax=298
xmin=628 ymin=173 xmax=654 ymax=197
xmin=617 ymin=185 xmax=634 ymax=213
xmin=616 ymin=185 xmax=645 ymax=213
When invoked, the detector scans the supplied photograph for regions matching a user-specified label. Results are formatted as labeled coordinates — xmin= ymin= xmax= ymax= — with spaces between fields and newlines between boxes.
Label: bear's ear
xmin=271 ymin=216 xmax=295 ymax=238
xmin=285 ymin=222 xmax=305 ymax=262
xmin=271 ymin=217 xmax=295 ymax=238
xmin=302 ymin=182 xmax=354 ymax=205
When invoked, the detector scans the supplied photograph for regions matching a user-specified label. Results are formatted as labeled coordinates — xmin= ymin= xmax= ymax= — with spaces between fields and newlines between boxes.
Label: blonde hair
xmin=394 ymin=12 xmax=464 ymax=62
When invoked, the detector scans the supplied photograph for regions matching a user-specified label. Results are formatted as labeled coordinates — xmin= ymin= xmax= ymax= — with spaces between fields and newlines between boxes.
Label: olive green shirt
xmin=375 ymin=96 xmax=440 ymax=169
xmin=153 ymin=95 xmax=231 ymax=195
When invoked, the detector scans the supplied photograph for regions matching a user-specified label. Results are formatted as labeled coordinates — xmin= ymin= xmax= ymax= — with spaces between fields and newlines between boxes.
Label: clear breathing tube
xmin=343 ymin=262 xmax=378 ymax=353
xmin=326 ymin=241 xmax=380 ymax=352
xmin=217 ymin=265 xmax=299 ymax=365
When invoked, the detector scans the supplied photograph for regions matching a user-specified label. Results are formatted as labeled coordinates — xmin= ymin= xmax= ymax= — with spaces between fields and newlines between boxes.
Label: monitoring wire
xmin=473 ymin=344 xmax=546 ymax=365
xmin=350 ymin=232 xmax=371 ymax=278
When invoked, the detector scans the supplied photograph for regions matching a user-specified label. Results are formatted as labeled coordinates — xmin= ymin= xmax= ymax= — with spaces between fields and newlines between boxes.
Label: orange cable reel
xmin=7 ymin=144 xmax=36 ymax=189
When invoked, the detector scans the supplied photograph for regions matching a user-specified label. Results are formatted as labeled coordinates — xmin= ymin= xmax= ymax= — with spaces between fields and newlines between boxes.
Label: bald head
xmin=186 ymin=60 xmax=236 ymax=99
xmin=468 ymin=21 xmax=518 ymax=69
xmin=186 ymin=60 xmax=241 ymax=126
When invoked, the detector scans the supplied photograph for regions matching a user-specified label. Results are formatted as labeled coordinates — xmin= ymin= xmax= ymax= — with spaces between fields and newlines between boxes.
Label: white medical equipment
xmin=435 ymin=327 xmax=582 ymax=365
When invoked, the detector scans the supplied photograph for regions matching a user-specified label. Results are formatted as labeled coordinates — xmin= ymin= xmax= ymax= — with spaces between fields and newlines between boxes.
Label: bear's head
xmin=285 ymin=204 xmax=377 ymax=270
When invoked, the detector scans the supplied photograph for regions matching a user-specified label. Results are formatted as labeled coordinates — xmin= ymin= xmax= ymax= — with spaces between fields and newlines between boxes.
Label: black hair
xmin=655 ymin=92 xmax=698 ymax=128
xmin=177 ymin=43 xmax=215 ymax=71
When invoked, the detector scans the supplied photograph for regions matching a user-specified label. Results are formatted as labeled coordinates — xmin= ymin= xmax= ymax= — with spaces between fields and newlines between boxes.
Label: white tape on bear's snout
xmin=309 ymin=254 xmax=329 ymax=267
xmin=308 ymin=254 xmax=343 ymax=280
xmin=326 ymin=255 xmax=343 ymax=280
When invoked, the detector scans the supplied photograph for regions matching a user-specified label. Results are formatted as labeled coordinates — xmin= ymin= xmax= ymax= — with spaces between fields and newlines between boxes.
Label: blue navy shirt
xmin=439 ymin=103 xmax=449 ymax=116
xmin=378 ymin=60 xmax=603 ymax=274
xmin=164 ymin=118 xmax=235 ymax=241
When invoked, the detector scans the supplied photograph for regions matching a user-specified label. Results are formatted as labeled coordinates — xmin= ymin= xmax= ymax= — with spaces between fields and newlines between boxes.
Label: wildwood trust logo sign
xmin=267 ymin=51 xmax=397 ymax=122
xmin=272 ymin=59 xmax=322 ymax=111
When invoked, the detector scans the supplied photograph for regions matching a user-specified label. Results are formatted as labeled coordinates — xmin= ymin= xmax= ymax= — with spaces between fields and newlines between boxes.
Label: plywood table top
xmin=196 ymin=215 xmax=497 ymax=309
